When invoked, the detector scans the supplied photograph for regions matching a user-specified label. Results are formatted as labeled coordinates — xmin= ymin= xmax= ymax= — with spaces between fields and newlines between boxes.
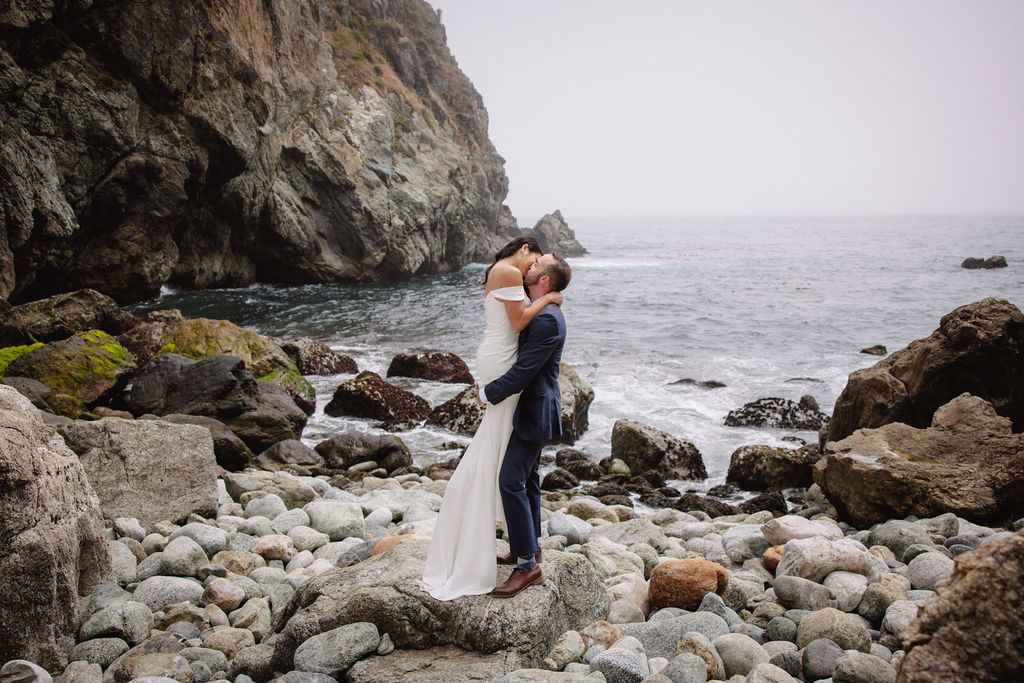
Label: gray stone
xmin=712 ymin=633 xmax=769 ymax=677
xmin=768 ymin=650 xmax=802 ymax=679
xmin=245 ymin=494 xmax=288 ymax=521
xmin=765 ymin=617 xmax=797 ymax=643
xmin=833 ymin=651 xmax=897 ymax=683
xmin=772 ymin=576 xmax=836 ymax=611
xmin=823 ymin=571 xmax=869 ymax=613
xmin=906 ymin=552 xmax=955 ymax=590
xmin=591 ymin=518 xmax=664 ymax=548
xmin=288 ymin=526 xmax=331 ymax=553
xmin=548 ymin=513 xmax=593 ymax=546
xmin=721 ymin=525 xmax=771 ymax=564
xmin=133 ymin=576 xmax=205 ymax=612
xmin=698 ymin=592 xmax=742 ymax=628
xmin=169 ymin=523 xmax=231 ymax=557
xmin=619 ymin=613 xmax=730 ymax=660
xmin=744 ymin=662 xmax=799 ymax=683
xmin=56 ymin=661 xmax=102 ymax=683
xmin=363 ymin=507 xmax=393 ymax=528
xmin=70 ymin=637 xmax=130 ymax=668
xmin=161 ymin=535 xmax=210 ymax=577
xmin=796 ymin=608 xmax=871 ymax=652
xmin=590 ymin=648 xmax=646 ymax=683
xmin=135 ymin=553 xmax=166 ymax=582
xmin=801 ymin=638 xmax=845 ymax=682
xmin=271 ymin=508 xmax=312 ymax=535
xmin=880 ymin=600 xmax=919 ymax=641
xmin=107 ymin=539 xmax=140 ymax=586
xmin=303 ymin=500 xmax=366 ymax=541
xmin=114 ymin=517 xmax=147 ymax=541
xmin=292 ymin=622 xmax=380 ymax=675
xmin=59 ymin=418 xmax=218 ymax=526
xmin=78 ymin=601 xmax=154 ymax=645
xmin=0 ymin=660 xmax=53 ymax=683
xmin=275 ymin=673 xmax=338 ymax=683
xmin=660 ymin=652 xmax=707 ymax=682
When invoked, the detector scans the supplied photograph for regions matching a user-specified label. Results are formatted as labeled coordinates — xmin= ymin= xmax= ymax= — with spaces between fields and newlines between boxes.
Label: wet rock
xmin=961 ymin=255 xmax=1007 ymax=269
xmin=521 ymin=210 xmax=588 ymax=257
xmin=325 ymin=371 xmax=430 ymax=427
xmin=116 ymin=309 xmax=185 ymax=365
xmin=555 ymin=363 xmax=595 ymax=445
xmin=724 ymin=396 xmax=829 ymax=431
xmin=542 ymin=467 xmax=579 ymax=491
xmin=314 ymin=431 xmax=412 ymax=473
xmin=277 ymin=338 xmax=358 ymax=376
xmin=256 ymin=439 xmax=323 ymax=471
xmin=726 ymin=445 xmax=819 ymax=490
xmin=861 ymin=345 xmax=888 ymax=356
xmin=3 ymin=289 xmax=138 ymax=343
xmin=611 ymin=419 xmax=707 ymax=481
xmin=387 ymin=351 xmax=473 ymax=384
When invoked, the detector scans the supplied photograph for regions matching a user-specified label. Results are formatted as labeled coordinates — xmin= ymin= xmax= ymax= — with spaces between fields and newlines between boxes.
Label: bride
xmin=421 ymin=236 xmax=563 ymax=600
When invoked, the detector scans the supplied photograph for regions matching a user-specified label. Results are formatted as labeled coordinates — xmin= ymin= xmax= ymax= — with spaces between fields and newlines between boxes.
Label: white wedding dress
xmin=421 ymin=285 xmax=525 ymax=600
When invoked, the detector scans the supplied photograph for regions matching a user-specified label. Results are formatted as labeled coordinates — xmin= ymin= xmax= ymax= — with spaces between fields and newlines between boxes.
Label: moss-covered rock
xmin=156 ymin=318 xmax=315 ymax=409
xmin=4 ymin=330 xmax=137 ymax=406
xmin=0 ymin=343 xmax=44 ymax=374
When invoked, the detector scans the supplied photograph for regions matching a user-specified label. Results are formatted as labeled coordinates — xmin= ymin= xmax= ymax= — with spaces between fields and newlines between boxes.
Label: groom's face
xmin=524 ymin=254 xmax=554 ymax=289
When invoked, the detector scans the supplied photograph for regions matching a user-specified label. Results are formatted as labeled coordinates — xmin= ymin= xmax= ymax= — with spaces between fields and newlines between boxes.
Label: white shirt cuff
xmin=478 ymin=386 xmax=488 ymax=404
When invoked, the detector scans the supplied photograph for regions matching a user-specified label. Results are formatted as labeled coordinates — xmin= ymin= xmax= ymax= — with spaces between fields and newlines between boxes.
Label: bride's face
xmin=518 ymin=247 xmax=541 ymax=275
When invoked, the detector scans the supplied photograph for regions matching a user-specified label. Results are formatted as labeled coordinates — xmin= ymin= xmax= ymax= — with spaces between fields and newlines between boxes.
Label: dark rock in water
xmin=325 ymin=371 xmax=430 ymax=428
xmin=542 ymin=467 xmax=579 ymax=491
xmin=671 ymin=378 xmax=727 ymax=389
xmin=599 ymin=494 xmax=633 ymax=508
xmin=0 ymin=386 xmax=109 ymax=672
xmin=0 ymin=1 xmax=521 ymax=303
xmin=860 ymin=344 xmax=888 ymax=356
xmin=961 ymin=255 xmax=1007 ymax=269
xmin=426 ymin=384 xmax=486 ymax=436
xmin=786 ymin=377 xmax=826 ymax=384
xmin=899 ymin=529 xmax=1024 ymax=683
xmin=584 ymin=482 xmax=631 ymax=498
xmin=828 ymin=297 xmax=1024 ymax=441
xmin=707 ymin=483 xmax=739 ymax=498
xmin=277 ymin=338 xmax=357 ymax=376
xmin=556 ymin=448 xmax=588 ymax=468
xmin=314 ymin=432 xmax=412 ymax=474
xmin=739 ymin=491 xmax=788 ymax=516
xmin=387 ymin=351 xmax=473 ymax=384
xmin=520 ymin=210 xmax=588 ymax=257
xmin=553 ymin=363 xmax=595 ymax=445
xmin=264 ymin=540 xmax=608 ymax=675
xmin=817 ymin=393 xmax=1024 ymax=527
xmin=117 ymin=309 xmax=185 ymax=365
xmin=724 ymin=396 xmax=829 ymax=431
xmin=2 ymin=289 xmax=139 ymax=343
xmin=4 ymin=330 xmax=138 ymax=406
xmin=673 ymin=493 xmax=740 ymax=518
xmin=118 ymin=353 xmax=306 ymax=451
xmin=257 ymin=439 xmax=323 ymax=472
xmin=611 ymin=419 xmax=708 ymax=481
xmin=727 ymin=444 xmax=820 ymax=490
xmin=564 ymin=458 xmax=604 ymax=481
xmin=144 ymin=413 xmax=253 ymax=471
xmin=0 ymin=376 xmax=53 ymax=410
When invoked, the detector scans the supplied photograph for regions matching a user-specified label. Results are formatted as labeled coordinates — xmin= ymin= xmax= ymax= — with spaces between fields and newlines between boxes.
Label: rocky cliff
xmin=0 ymin=0 xmax=523 ymax=303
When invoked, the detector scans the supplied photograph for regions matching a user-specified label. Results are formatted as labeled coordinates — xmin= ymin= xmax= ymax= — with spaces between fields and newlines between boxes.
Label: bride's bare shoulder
xmin=486 ymin=263 xmax=524 ymax=290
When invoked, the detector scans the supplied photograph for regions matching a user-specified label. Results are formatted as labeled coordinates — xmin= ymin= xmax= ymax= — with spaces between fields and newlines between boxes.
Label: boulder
xmin=726 ymin=445 xmax=819 ymax=490
xmin=2 ymin=289 xmax=139 ymax=343
xmin=221 ymin=470 xmax=319 ymax=510
xmin=618 ymin=612 xmax=731 ymax=660
xmin=387 ymin=351 xmax=473 ymax=384
xmin=898 ymin=529 xmax=1024 ymax=682
xmin=314 ymin=431 xmax=412 ymax=473
xmin=256 ymin=439 xmax=323 ymax=471
xmin=266 ymin=540 xmax=609 ymax=673
xmin=610 ymin=419 xmax=707 ymax=481
xmin=827 ymin=298 xmax=1024 ymax=442
xmin=775 ymin=537 xmax=879 ymax=583
xmin=59 ymin=417 xmax=219 ymax=526
xmin=960 ymin=256 xmax=1007 ymax=269
xmin=648 ymin=558 xmax=729 ymax=610
xmin=143 ymin=413 xmax=254 ymax=471
xmin=814 ymin=393 xmax=1024 ymax=527
xmin=0 ymin=376 xmax=53 ymax=410
xmin=277 ymin=338 xmax=358 ymax=375
xmin=521 ymin=211 xmax=588 ymax=257
xmin=0 ymin=386 xmax=109 ymax=671
xmin=426 ymin=384 xmax=486 ymax=435
xmin=325 ymin=371 xmax=430 ymax=428
xmin=4 ymin=330 xmax=137 ymax=405
xmin=555 ymin=363 xmax=594 ymax=445
xmin=118 ymin=353 xmax=306 ymax=452
xmin=724 ymin=396 xmax=829 ymax=431
xmin=541 ymin=468 xmax=579 ymax=491
xmin=347 ymin=646 xmax=528 ymax=683
xmin=761 ymin=515 xmax=843 ymax=545
xmin=116 ymin=309 xmax=185 ymax=365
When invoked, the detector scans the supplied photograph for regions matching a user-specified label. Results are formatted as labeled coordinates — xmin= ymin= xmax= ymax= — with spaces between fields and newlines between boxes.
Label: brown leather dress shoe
xmin=490 ymin=566 xmax=543 ymax=598
xmin=496 ymin=550 xmax=542 ymax=565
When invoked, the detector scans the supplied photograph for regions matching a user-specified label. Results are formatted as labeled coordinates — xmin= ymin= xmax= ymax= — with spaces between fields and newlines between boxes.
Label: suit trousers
xmin=498 ymin=431 xmax=543 ymax=558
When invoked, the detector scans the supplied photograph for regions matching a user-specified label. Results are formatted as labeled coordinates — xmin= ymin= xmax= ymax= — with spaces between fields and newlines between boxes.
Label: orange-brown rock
xmin=672 ymin=636 xmax=720 ymax=680
xmin=373 ymin=534 xmax=415 ymax=555
xmin=648 ymin=558 xmax=729 ymax=610
xmin=579 ymin=620 xmax=622 ymax=651
xmin=763 ymin=545 xmax=785 ymax=573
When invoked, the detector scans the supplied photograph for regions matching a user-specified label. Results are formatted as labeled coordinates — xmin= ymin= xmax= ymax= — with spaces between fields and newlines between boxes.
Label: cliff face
xmin=0 ymin=0 xmax=520 ymax=303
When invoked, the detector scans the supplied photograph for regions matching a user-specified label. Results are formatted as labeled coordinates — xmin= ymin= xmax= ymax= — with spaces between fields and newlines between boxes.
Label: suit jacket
xmin=484 ymin=303 xmax=566 ymax=443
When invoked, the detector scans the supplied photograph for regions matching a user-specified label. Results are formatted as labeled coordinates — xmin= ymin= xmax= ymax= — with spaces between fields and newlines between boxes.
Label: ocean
xmin=139 ymin=214 xmax=1024 ymax=492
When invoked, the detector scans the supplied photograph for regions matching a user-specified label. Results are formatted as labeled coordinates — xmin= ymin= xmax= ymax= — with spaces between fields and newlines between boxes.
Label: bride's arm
xmin=489 ymin=263 xmax=562 ymax=332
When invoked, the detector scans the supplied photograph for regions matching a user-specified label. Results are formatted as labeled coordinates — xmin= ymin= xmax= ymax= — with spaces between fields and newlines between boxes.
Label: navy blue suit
xmin=484 ymin=303 xmax=566 ymax=558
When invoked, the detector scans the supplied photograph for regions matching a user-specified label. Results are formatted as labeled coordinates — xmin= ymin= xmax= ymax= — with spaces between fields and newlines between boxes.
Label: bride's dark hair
xmin=483 ymin=236 xmax=542 ymax=284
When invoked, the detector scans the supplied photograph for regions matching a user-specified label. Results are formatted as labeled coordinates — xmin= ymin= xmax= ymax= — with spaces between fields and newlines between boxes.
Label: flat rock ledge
xmin=267 ymin=539 xmax=610 ymax=673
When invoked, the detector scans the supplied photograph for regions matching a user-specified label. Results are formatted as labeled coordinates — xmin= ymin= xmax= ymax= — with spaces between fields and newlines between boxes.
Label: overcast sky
xmin=427 ymin=0 xmax=1024 ymax=224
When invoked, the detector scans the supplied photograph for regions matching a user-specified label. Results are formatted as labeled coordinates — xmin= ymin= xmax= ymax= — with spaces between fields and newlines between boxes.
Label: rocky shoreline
xmin=1 ymin=294 xmax=1023 ymax=682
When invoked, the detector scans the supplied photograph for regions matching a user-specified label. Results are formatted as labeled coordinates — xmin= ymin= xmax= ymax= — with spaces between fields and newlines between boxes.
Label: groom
xmin=479 ymin=252 xmax=572 ymax=598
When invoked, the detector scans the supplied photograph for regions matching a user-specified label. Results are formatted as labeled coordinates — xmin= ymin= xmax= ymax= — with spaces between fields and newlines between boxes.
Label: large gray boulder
xmin=611 ymin=419 xmax=707 ymax=480
xmin=814 ymin=393 xmax=1024 ymax=527
xmin=264 ymin=540 xmax=609 ymax=675
xmin=0 ymin=385 xmax=109 ymax=671
xmin=827 ymin=298 xmax=1024 ymax=442
xmin=521 ymin=211 xmax=588 ymax=257
xmin=59 ymin=417 xmax=219 ymax=526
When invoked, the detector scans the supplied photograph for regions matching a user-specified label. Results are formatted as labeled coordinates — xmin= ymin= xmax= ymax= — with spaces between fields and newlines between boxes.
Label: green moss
xmin=0 ymin=343 xmax=44 ymax=375
xmin=258 ymin=370 xmax=315 ymax=403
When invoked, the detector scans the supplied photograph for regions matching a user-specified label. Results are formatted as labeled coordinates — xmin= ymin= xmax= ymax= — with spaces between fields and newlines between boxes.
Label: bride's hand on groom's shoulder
xmin=550 ymin=291 xmax=564 ymax=307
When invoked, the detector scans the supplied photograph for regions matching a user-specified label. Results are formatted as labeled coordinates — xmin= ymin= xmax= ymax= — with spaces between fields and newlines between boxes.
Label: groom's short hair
xmin=545 ymin=252 xmax=572 ymax=292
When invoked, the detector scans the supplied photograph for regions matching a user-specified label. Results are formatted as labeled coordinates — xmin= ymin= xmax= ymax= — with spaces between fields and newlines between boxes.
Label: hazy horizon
xmin=429 ymin=1 xmax=1024 ymax=227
